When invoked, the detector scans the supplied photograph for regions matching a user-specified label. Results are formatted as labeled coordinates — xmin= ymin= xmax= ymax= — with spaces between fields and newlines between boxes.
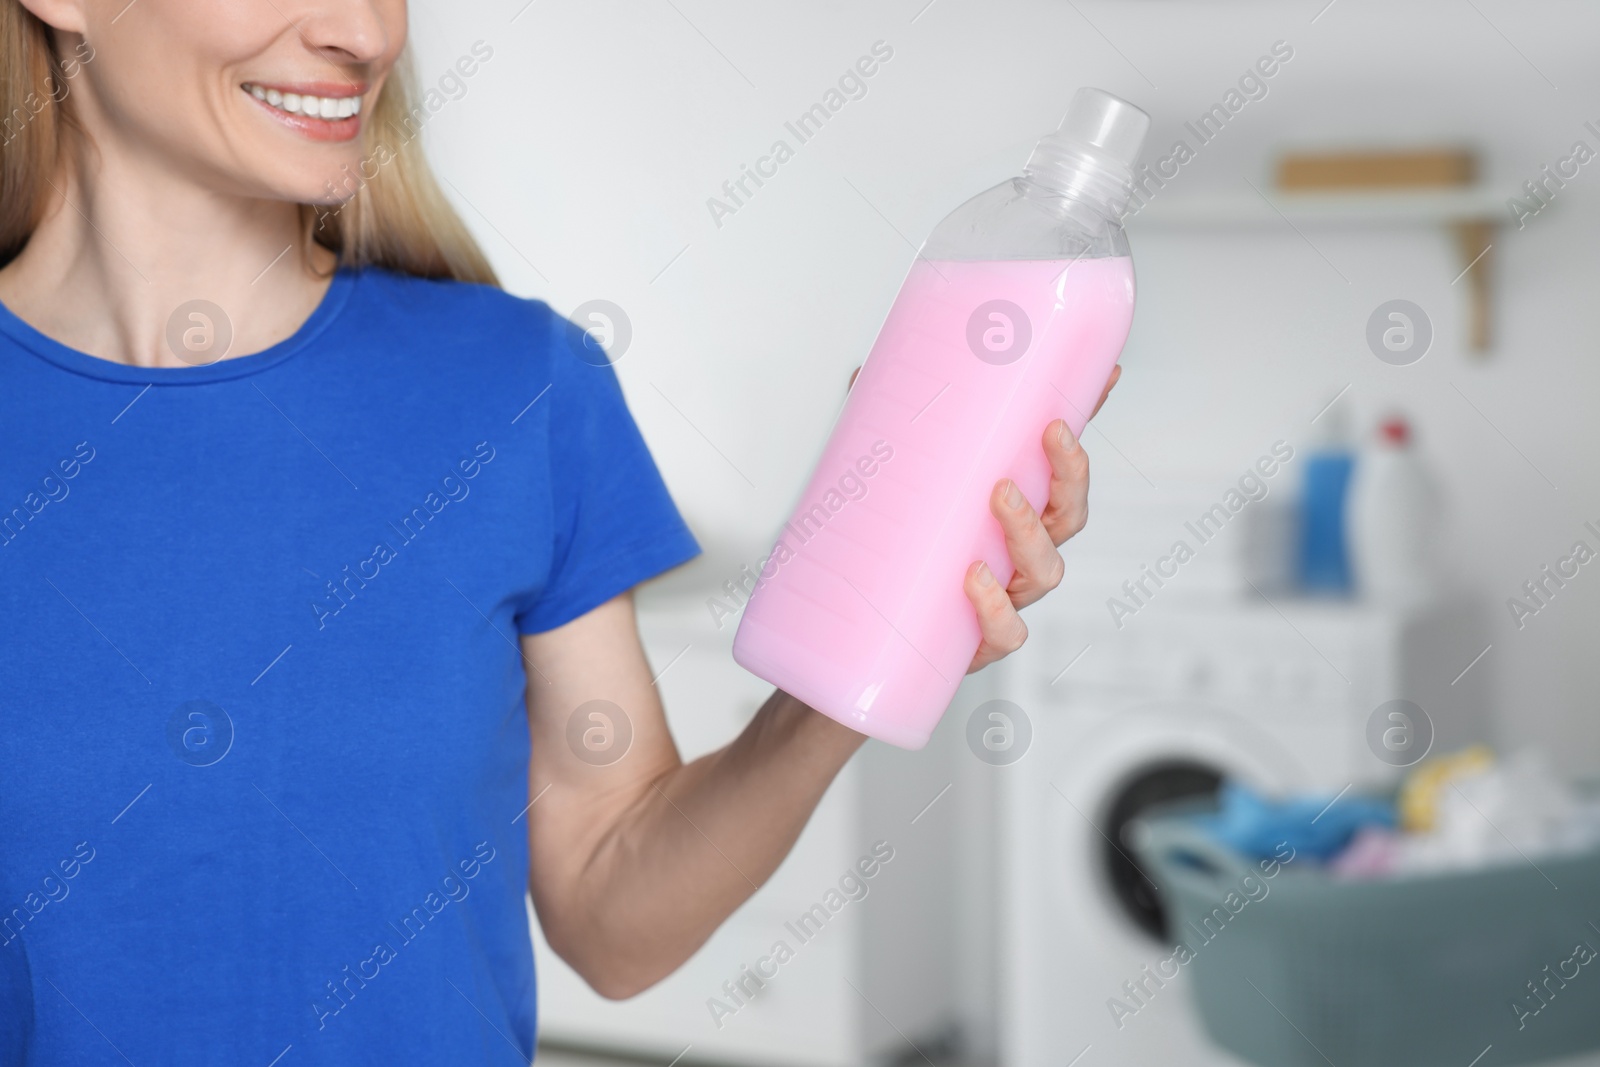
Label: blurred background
xmin=410 ymin=2 xmax=1600 ymax=1065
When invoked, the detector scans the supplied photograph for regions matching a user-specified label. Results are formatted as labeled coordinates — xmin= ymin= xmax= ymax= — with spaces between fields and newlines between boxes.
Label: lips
xmin=241 ymin=81 xmax=368 ymax=142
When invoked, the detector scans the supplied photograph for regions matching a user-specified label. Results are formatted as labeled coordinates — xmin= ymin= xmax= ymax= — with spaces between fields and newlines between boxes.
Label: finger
xmin=989 ymin=478 xmax=1064 ymax=610
xmin=1039 ymin=419 xmax=1091 ymax=545
xmin=963 ymin=560 xmax=1029 ymax=673
xmin=1090 ymin=363 xmax=1122 ymax=420
xmin=848 ymin=366 xmax=861 ymax=390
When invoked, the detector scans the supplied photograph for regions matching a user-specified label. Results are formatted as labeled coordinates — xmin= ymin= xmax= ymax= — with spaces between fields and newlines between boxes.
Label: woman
xmin=0 ymin=0 xmax=1115 ymax=1062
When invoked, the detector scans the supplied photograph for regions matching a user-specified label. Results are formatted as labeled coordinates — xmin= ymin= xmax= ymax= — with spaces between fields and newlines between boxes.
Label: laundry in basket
xmin=1134 ymin=800 xmax=1600 ymax=1067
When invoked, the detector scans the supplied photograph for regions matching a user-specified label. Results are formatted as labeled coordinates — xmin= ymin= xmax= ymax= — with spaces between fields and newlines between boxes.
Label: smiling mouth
xmin=241 ymin=82 xmax=363 ymax=121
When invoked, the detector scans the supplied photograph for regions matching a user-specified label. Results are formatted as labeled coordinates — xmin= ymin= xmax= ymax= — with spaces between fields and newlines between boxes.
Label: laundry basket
xmin=1133 ymin=809 xmax=1600 ymax=1067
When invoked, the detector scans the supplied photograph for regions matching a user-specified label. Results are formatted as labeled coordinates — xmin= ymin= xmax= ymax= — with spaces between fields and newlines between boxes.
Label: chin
xmin=232 ymin=154 xmax=364 ymax=209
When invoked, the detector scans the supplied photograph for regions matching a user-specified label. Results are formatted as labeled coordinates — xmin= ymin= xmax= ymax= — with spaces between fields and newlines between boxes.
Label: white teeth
xmin=244 ymin=84 xmax=362 ymax=120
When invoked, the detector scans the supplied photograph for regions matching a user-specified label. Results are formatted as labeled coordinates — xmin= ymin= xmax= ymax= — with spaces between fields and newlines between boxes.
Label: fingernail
xmin=976 ymin=562 xmax=995 ymax=587
xmin=1058 ymin=421 xmax=1079 ymax=450
xmin=1004 ymin=480 xmax=1025 ymax=510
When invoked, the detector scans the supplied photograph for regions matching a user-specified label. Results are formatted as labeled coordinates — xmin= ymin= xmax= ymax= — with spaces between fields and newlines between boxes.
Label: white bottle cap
xmin=1058 ymin=87 xmax=1150 ymax=170
xmin=1024 ymin=87 xmax=1151 ymax=214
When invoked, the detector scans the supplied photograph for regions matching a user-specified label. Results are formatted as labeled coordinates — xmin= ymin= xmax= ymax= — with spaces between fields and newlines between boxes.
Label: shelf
xmin=1125 ymin=187 xmax=1504 ymax=228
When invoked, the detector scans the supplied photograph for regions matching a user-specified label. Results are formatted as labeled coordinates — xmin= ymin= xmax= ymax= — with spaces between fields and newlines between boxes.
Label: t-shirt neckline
xmin=0 ymin=267 xmax=359 ymax=385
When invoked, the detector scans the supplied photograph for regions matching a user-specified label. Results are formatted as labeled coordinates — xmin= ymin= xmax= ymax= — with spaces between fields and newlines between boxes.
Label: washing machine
xmin=996 ymin=591 xmax=1492 ymax=1067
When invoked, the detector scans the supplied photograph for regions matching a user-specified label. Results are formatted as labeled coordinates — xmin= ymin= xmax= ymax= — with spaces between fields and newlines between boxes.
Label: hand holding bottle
xmin=836 ymin=363 xmax=1120 ymax=673
xmin=961 ymin=363 xmax=1120 ymax=673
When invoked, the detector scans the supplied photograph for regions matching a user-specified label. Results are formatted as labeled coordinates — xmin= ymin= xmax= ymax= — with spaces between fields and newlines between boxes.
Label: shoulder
xmin=345 ymin=266 xmax=599 ymax=382
xmin=340 ymin=268 xmax=620 ymax=414
xmin=351 ymin=266 xmax=563 ymax=344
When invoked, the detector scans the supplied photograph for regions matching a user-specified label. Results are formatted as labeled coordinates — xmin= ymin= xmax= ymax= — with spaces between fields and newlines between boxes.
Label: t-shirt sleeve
xmin=513 ymin=308 xmax=701 ymax=634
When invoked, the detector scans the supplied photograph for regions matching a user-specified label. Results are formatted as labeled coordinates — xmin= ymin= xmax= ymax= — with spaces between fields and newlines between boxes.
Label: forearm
xmin=554 ymin=689 xmax=864 ymax=997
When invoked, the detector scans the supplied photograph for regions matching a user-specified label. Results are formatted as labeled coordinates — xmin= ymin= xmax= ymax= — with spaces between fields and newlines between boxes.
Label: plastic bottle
xmin=732 ymin=88 xmax=1150 ymax=749
xmin=1349 ymin=414 xmax=1443 ymax=605
xmin=1297 ymin=405 xmax=1356 ymax=596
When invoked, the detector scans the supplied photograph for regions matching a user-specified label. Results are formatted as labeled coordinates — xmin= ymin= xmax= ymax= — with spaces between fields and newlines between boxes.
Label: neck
xmin=0 ymin=131 xmax=338 ymax=368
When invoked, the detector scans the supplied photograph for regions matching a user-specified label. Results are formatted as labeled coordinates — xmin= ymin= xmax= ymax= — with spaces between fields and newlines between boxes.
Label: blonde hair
xmin=0 ymin=2 xmax=499 ymax=286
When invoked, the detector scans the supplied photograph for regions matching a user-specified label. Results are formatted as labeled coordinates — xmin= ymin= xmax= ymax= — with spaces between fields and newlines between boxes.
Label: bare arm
xmin=525 ymin=369 xmax=1118 ymax=998
xmin=523 ymin=595 xmax=864 ymax=998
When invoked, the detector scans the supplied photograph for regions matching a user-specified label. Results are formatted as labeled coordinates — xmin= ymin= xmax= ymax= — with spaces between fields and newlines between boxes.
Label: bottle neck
xmin=1021 ymin=135 xmax=1136 ymax=220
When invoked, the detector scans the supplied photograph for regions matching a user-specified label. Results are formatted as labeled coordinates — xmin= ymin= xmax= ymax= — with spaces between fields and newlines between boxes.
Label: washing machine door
xmin=1048 ymin=700 xmax=1306 ymax=948
xmin=1001 ymin=699 xmax=1307 ymax=1067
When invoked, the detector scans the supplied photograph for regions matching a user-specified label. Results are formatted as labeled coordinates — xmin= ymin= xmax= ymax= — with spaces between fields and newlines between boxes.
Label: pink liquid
xmin=732 ymin=256 xmax=1136 ymax=748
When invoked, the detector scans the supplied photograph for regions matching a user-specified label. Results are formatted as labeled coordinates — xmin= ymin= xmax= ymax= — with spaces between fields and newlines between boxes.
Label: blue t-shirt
xmin=0 ymin=267 xmax=700 ymax=1065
